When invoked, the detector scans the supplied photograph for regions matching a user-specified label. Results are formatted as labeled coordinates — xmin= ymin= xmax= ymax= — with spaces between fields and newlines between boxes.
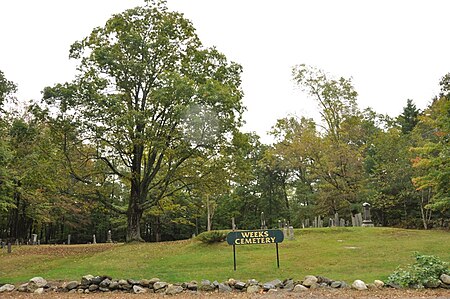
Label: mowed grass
xmin=1 ymin=227 xmax=449 ymax=284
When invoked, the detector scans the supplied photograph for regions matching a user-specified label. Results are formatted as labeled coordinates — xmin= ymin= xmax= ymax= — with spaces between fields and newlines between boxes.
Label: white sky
xmin=1 ymin=0 xmax=449 ymax=143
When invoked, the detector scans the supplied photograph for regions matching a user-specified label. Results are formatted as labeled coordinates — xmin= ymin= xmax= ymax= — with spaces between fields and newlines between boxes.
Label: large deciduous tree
xmin=42 ymin=0 xmax=244 ymax=242
xmin=291 ymin=64 xmax=364 ymax=214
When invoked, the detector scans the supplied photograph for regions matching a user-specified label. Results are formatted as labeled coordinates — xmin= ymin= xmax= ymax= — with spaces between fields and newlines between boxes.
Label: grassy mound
xmin=1 ymin=227 xmax=449 ymax=284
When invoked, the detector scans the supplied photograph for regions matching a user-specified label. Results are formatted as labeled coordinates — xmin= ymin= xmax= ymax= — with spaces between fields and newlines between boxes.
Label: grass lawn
xmin=1 ymin=227 xmax=449 ymax=284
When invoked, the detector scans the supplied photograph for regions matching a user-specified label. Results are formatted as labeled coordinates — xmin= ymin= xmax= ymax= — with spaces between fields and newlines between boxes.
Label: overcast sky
xmin=1 ymin=0 xmax=449 ymax=143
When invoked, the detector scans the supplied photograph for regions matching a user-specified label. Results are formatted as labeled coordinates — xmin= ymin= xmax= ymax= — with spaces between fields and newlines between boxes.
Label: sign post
xmin=226 ymin=229 xmax=284 ymax=270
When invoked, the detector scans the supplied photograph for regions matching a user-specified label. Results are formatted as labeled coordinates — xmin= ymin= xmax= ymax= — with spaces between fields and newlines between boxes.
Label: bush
xmin=196 ymin=230 xmax=229 ymax=244
xmin=387 ymin=252 xmax=450 ymax=288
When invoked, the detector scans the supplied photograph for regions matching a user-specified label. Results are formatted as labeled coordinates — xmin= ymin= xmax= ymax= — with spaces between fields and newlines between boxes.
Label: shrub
xmin=387 ymin=252 xmax=450 ymax=288
xmin=196 ymin=230 xmax=229 ymax=244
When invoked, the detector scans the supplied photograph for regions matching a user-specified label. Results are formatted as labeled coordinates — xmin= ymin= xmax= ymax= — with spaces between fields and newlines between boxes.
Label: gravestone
xmin=340 ymin=218 xmax=345 ymax=227
xmin=334 ymin=213 xmax=339 ymax=227
xmin=260 ymin=212 xmax=267 ymax=229
xmin=356 ymin=213 xmax=363 ymax=226
xmin=93 ymin=234 xmax=97 ymax=244
xmin=7 ymin=242 xmax=12 ymax=253
xmin=107 ymin=230 xmax=112 ymax=243
xmin=362 ymin=203 xmax=374 ymax=227
xmin=67 ymin=234 xmax=71 ymax=245
xmin=288 ymin=226 xmax=294 ymax=240
xmin=32 ymin=234 xmax=37 ymax=245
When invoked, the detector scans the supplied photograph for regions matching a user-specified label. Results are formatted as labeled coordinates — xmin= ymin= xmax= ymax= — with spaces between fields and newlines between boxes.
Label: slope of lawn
xmin=1 ymin=227 xmax=449 ymax=284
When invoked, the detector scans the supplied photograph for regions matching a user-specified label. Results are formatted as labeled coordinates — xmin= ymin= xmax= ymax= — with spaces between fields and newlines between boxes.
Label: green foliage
xmin=397 ymin=99 xmax=420 ymax=134
xmin=196 ymin=230 xmax=228 ymax=244
xmin=42 ymin=0 xmax=244 ymax=242
xmin=387 ymin=253 xmax=450 ymax=288
xmin=0 ymin=69 xmax=17 ymax=109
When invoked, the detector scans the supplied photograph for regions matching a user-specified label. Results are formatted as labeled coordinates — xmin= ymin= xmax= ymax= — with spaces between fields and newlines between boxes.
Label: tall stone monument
xmin=362 ymin=202 xmax=374 ymax=227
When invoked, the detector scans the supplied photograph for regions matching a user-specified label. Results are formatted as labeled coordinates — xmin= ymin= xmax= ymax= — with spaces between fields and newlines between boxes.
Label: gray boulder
xmin=246 ymin=285 xmax=260 ymax=293
xmin=133 ymin=285 xmax=147 ymax=294
xmin=317 ymin=276 xmax=333 ymax=285
xmin=262 ymin=283 xmax=275 ymax=291
xmin=139 ymin=279 xmax=151 ymax=287
xmin=27 ymin=277 xmax=47 ymax=292
xmin=374 ymin=280 xmax=385 ymax=288
xmin=218 ymin=283 xmax=232 ymax=293
xmin=331 ymin=281 xmax=342 ymax=288
xmin=234 ymin=281 xmax=246 ymax=290
xmin=352 ymin=280 xmax=367 ymax=290
xmin=186 ymin=281 xmax=198 ymax=291
xmin=34 ymin=287 xmax=45 ymax=294
xmin=91 ymin=276 xmax=104 ymax=285
xmin=148 ymin=278 xmax=160 ymax=287
xmin=99 ymin=278 xmax=111 ymax=288
xmin=165 ymin=284 xmax=183 ymax=295
xmin=81 ymin=274 xmax=94 ymax=286
xmin=302 ymin=275 xmax=318 ymax=287
xmin=340 ymin=281 xmax=350 ymax=289
xmin=18 ymin=283 xmax=28 ymax=292
xmin=424 ymin=280 xmax=441 ymax=288
xmin=128 ymin=279 xmax=139 ymax=285
xmin=88 ymin=284 xmax=99 ymax=292
xmin=265 ymin=279 xmax=282 ymax=288
xmin=109 ymin=281 xmax=119 ymax=290
xmin=247 ymin=279 xmax=259 ymax=286
xmin=0 ymin=284 xmax=15 ymax=293
xmin=440 ymin=274 xmax=450 ymax=285
xmin=65 ymin=281 xmax=79 ymax=290
xmin=227 ymin=278 xmax=236 ymax=287
xmin=118 ymin=279 xmax=131 ymax=290
xmin=284 ymin=279 xmax=294 ymax=291
xmin=293 ymin=284 xmax=308 ymax=292
xmin=200 ymin=280 xmax=215 ymax=292
xmin=153 ymin=281 xmax=168 ymax=291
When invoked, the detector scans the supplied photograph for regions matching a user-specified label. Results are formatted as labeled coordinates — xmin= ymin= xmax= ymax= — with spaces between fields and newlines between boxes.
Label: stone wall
xmin=1 ymin=274 xmax=449 ymax=295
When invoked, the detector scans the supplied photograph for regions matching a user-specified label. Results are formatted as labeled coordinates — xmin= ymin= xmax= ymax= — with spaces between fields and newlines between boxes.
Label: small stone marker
xmin=260 ymin=212 xmax=267 ymax=229
xmin=67 ymin=234 xmax=71 ymax=245
xmin=7 ymin=242 xmax=12 ymax=253
xmin=32 ymin=234 xmax=37 ymax=245
xmin=288 ymin=226 xmax=294 ymax=240
xmin=93 ymin=234 xmax=97 ymax=244
xmin=107 ymin=230 xmax=112 ymax=243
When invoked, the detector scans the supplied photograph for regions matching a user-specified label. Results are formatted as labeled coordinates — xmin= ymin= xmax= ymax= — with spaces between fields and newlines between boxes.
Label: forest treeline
xmin=0 ymin=1 xmax=448 ymax=243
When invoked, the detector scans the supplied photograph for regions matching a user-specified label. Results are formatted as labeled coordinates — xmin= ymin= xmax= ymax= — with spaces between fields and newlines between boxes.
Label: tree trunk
xmin=126 ymin=203 xmax=144 ymax=242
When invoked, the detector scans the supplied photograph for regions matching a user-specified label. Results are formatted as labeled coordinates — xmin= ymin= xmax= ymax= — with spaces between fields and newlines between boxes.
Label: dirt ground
xmin=1 ymin=288 xmax=449 ymax=299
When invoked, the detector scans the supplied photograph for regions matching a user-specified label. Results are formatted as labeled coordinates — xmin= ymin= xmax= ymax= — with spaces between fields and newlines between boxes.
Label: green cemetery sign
xmin=226 ymin=229 xmax=284 ymax=270
xmin=226 ymin=229 xmax=284 ymax=245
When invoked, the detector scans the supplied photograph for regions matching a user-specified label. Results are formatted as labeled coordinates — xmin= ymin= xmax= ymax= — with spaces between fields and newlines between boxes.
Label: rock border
xmin=1 ymin=274 xmax=449 ymax=295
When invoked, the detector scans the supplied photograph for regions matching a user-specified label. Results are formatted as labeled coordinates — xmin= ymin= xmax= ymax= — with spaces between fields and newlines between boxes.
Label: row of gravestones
xmin=0 ymin=230 xmax=113 ymax=250
xmin=301 ymin=213 xmax=365 ymax=228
